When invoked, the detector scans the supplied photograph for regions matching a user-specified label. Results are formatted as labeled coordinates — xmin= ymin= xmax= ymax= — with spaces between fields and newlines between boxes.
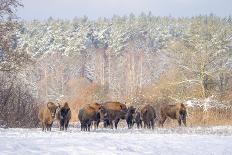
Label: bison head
xmin=47 ymin=102 xmax=59 ymax=119
xmin=60 ymin=107 xmax=70 ymax=120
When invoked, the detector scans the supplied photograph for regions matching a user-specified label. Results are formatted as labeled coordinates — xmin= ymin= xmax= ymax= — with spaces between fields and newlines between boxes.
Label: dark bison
xmin=125 ymin=106 xmax=136 ymax=129
xmin=99 ymin=102 xmax=127 ymax=129
xmin=159 ymin=103 xmax=187 ymax=127
xmin=57 ymin=102 xmax=71 ymax=131
xmin=134 ymin=110 xmax=142 ymax=128
xmin=141 ymin=104 xmax=156 ymax=129
xmin=78 ymin=102 xmax=102 ymax=131
xmin=38 ymin=102 xmax=59 ymax=131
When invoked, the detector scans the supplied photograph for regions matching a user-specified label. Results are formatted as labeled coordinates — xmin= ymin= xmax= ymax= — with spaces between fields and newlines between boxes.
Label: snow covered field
xmin=1 ymin=126 xmax=232 ymax=155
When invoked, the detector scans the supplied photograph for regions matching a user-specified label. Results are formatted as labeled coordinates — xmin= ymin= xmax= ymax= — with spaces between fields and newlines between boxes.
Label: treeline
xmin=16 ymin=14 xmax=232 ymax=104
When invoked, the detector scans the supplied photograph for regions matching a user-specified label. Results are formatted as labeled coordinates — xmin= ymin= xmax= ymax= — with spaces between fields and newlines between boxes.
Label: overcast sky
xmin=18 ymin=0 xmax=232 ymax=20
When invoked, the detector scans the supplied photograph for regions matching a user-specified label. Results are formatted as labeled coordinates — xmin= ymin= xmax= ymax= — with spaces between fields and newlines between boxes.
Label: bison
xmin=125 ymin=106 xmax=136 ymax=129
xmin=38 ymin=102 xmax=59 ymax=131
xmin=78 ymin=102 xmax=102 ymax=131
xmin=159 ymin=103 xmax=187 ymax=127
xmin=57 ymin=102 xmax=71 ymax=131
xmin=99 ymin=102 xmax=127 ymax=129
xmin=141 ymin=104 xmax=156 ymax=129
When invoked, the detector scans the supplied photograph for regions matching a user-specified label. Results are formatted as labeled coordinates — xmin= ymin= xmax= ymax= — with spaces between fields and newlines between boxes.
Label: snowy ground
xmin=1 ymin=126 xmax=232 ymax=155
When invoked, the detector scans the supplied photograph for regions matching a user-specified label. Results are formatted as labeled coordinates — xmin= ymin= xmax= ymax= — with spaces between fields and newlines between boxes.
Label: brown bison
xmin=140 ymin=104 xmax=156 ymax=129
xmin=57 ymin=102 xmax=71 ymax=131
xmin=38 ymin=102 xmax=59 ymax=131
xmin=159 ymin=103 xmax=187 ymax=127
xmin=99 ymin=102 xmax=127 ymax=129
xmin=78 ymin=102 xmax=102 ymax=131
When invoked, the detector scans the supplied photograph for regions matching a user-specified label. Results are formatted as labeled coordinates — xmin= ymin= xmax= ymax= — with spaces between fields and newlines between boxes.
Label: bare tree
xmin=165 ymin=16 xmax=232 ymax=98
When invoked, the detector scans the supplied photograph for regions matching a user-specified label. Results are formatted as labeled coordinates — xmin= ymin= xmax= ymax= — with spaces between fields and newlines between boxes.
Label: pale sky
xmin=18 ymin=0 xmax=232 ymax=20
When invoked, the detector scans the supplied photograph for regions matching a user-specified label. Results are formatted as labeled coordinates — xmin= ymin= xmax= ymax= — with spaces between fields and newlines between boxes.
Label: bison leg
xmin=45 ymin=123 xmax=49 ymax=131
xmin=147 ymin=121 xmax=151 ymax=129
xmin=60 ymin=121 xmax=62 ymax=131
xmin=93 ymin=121 xmax=99 ymax=130
xmin=80 ymin=122 xmax=83 ymax=131
xmin=81 ymin=121 xmax=85 ymax=131
xmin=93 ymin=121 xmax=97 ymax=130
xmin=83 ymin=122 xmax=86 ymax=131
xmin=109 ymin=120 xmax=113 ymax=129
xmin=87 ymin=121 xmax=91 ymax=132
xmin=47 ymin=123 xmax=52 ymax=131
xmin=65 ymin=120 xmax=69 ymax=131
xmin=41 ymin=122 xmax=45 ymax=131
xmin=182 ymin=118 xmax=187 ymax=126
xmin=114 ymin=118 xmax=120 ymax=129
xmin=130 ymin=120 xmax=133 ymax=129
xmin=83 ymin=122 xmax=88 ymax=131
xmin=61 ymin=119 xmax=65 ymax=131
xmin=103 ymin=121 xmax=107 ymax=128
xmin=151 ymin=119 xmax=154 ymax=130
xmin=178 ymin=118 xmax=182 ymax=126
xmin=143 ymin=120 xmax=148 ymax=129
xmin=129 ymin=119 xmax=133 ymax=129
xmin=50 ymin=122 xmax=53 ymax=131
xmin=127 ymin=123 xmax=130 ymax=129
xmin=96 ymin=120 xmax=100 ymax=129
xmin=136 ymin=122 xmax=139 ymax=129
xmin=126 ymin=120 xmax=130 ymax=129
xmin=83 ymin=123 xmax=86 ymax=131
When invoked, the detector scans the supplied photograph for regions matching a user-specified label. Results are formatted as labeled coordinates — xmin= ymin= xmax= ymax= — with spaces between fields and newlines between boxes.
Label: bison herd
xmin=38 ymin=101 xmax=187 ymax=132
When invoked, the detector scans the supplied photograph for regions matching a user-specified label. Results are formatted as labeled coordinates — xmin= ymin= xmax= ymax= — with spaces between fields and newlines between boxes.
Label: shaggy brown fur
xmin=140 ymin=104 xmax=156 ymax=129
xmin=88 ymin=102 xmax=102 ymax=111
xmin=159 ymin=103 xmax=187 ymax=127
xmin=78 ymin=103 xmax=101 ymax=131
xmin=103 ymin=102 xmax=127 ymax=112
xmin=57 ymin=102 xmax=71 ymax=131
xmin=99 ymin=102 xmax=127 ymax=129
xmin=85 ymin=102 xmax=102 ymax=129
xmin=38 ymin=102 xmax=59 ymax=131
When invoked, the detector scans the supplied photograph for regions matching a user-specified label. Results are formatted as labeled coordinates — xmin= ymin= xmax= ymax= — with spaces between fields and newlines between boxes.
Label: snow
xmin=1 ymin=126 xmax=232 ymax=155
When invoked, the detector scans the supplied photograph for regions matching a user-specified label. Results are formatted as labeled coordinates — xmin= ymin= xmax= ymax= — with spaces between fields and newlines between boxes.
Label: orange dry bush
xmin=187 ymin=107 xmax=232 ymax=126
xmin=67 ymin=78 xmax=108 ymax=122
xmin=138 ymin=66 xmax=207 ymax=106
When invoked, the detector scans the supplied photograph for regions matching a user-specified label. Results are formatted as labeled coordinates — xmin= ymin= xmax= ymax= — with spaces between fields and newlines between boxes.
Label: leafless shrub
xmin=0 ymin=72 xmax=39 ymax=128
